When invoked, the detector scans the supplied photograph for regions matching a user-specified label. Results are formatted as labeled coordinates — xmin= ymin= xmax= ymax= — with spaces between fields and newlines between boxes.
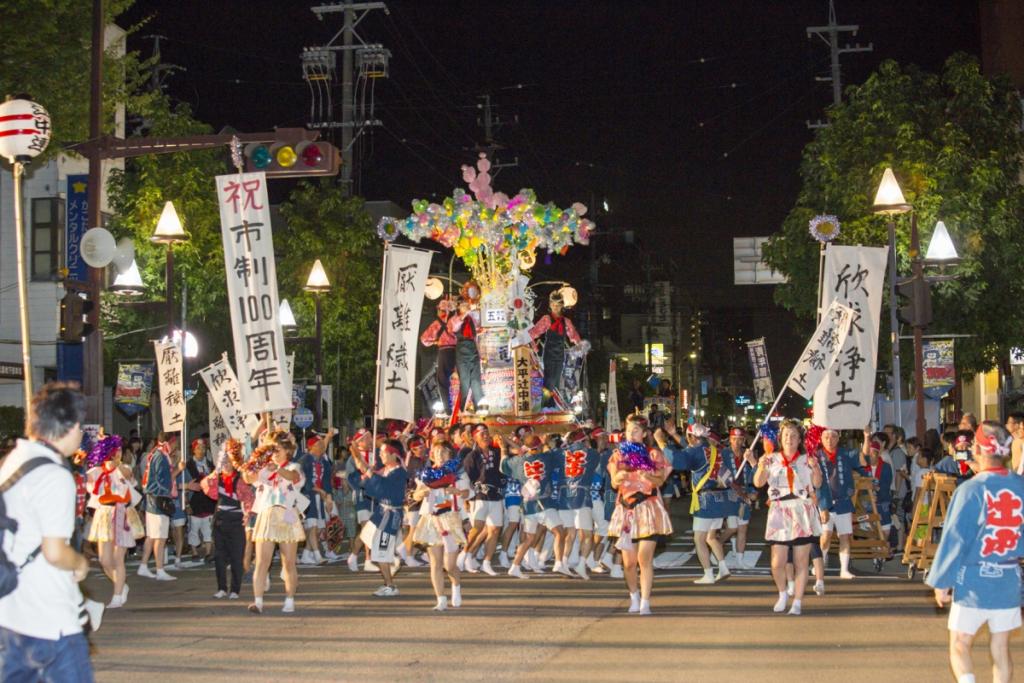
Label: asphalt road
xmin=83 ymin=509 xmax=1015 ymax=683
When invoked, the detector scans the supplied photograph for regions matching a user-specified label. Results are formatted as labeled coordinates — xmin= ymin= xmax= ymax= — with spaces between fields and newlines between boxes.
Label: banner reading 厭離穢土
xmin=786 ymin=300 xmax=855 ymax=400
xmin=376 ymin=244 xmax=433 ymax=423
xmin=153 ymin=339 xmax=184 ymax=433
xmin=813 ymin=245 xmax=888 ymax=429
xmin=216 ymin=171 xmax=290 ymax=414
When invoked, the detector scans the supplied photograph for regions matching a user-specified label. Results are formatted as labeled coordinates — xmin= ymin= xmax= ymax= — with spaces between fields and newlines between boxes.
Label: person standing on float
xmin=420 ymin=297 xmax=458 ymax=414
xmin=447 ymin=291 xmax=488 ymax=415
xmin=526 ymin=291 xmax=582 ymax=408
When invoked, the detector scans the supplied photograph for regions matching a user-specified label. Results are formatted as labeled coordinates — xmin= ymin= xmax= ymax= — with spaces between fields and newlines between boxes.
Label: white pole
xmin=12 ymin=162 xmax=33 ymax=408
xmin=370 ymin=243 xmax=389 ymax=467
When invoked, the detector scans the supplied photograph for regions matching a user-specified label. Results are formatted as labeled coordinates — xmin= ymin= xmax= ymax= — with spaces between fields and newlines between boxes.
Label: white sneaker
xmin=585 ymin=555 xmax=599 ymax=570
xmin=155 ymin=569 xmax=177 ymax=581
xmin=591 ymin=563 xmax=608 ymax=574
xmin=773 ymin=592 xmax=789 ymax=613
xmin=498 ymin=551 xmax=510 ymax=568
xmin=639 ymin=599 xmax=652 ymax=616
xmin=325 ymin=550 xmax=341 ymax=561
xmin=788 ymin=600 xmax=802 ymax=616
xmin=433 ymin=596 xmax=448 ymax=611
xmin=694 ymin=570 xmax=716 ymax=585
xmin=465 ymin=555 xmax=480 ymax=574
xmin=137 ymin=565 xmax=155 ymax=579
xmin=574 ymin=560 xmax=590 ymax=581
xmin=610 ymin=565 xmax=624 ymax=579
xmin=557 ymin=561 xmax=574 ymax=577
xmin=228 ymin=592 xmax=240 ymax=600
xmin=451 ymin=585 xmax=462 ymax=608
xmin=213 ymin=590 xmax=228 ymax=599
xmin=600 ymin=552 xmax=615 ymax=570
xmin=456 ymin=551 xmax=467 ymax=572
xmin=628 ymin=592 xmax=640 ymax=613
xmin=508 ymin=565 xmax=530 ymax=579
xmin=839 ymin=570 xmax=856 ymax=580
xmin=120 ymin=584 xmax=129 ymax=602
xmin=786 ymin=580 xmax=795 ymax=597
xmin=717 ymin=564 xmax=731 ymax=582
xmin=83 ymin=599 xmax=104 ymax=632
xmin=313 ymin=552 xmax=325 ymax=565
xmin=481 ymin=561 xmax=498 ymax=576
xmin=347 ymin=554 xmax=359 ymax=572
xmin=106 ymin=594 xmax=125 ymax=609
xmin=248 ymin=602 xmax=263 ymax=615
xmin=364 ymin=561 xmax=379 ymax=572
xmin=814 ymin=581 xmax=825 ymax=596
xmin=299 ymin=550 xmax=314 ymax=565
xmin=282 ymin=597 xmax=295 ymax=613
xmin=373 ymin=585 xmax=398 ymax=597
xmin=405 ymin=554 xmax=424 ymax=568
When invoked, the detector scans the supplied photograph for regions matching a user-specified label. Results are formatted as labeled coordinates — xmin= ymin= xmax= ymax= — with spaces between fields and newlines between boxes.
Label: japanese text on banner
xmin=198 ymin=354 xmax=259 ymax=441
xmin=745 ymin=338 xmax=774 ymax=404
xmin=153 ymin=340 xmax=185 ymax=433
xmin=606 ymin=359 xmax=621 ymax=430
xmin=272 ymin=353 xmax=296 ymax=431
xmin=813 ymin=245 xmax=888 ymax=427
xmin=216 ymin=171 xmax=290 ymax=413
xmin=786 ymin=301 xmax=855 ymax=399
xmin=208 ymin=399 xmax=230 ymax=454
xmin=376 ymin=245 xmax=433 ymax=423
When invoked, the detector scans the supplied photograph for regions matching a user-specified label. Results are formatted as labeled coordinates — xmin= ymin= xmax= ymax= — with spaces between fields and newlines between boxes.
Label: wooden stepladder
xmin=902 ymin=472 xmax=957 ymax=580
xmin=829 ymin=475 xmax=890 ymax=570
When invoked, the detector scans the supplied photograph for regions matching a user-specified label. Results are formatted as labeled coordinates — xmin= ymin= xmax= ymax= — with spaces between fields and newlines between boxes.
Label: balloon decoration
xmin=376 ymin=153 xmax=594 ymax=293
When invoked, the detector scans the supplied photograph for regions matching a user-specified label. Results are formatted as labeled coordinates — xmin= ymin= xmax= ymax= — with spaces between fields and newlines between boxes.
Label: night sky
xmin=119 ymin=0 xmax=982 ymax=369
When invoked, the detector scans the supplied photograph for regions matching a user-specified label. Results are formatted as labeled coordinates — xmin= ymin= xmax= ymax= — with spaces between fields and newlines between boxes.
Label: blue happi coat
xmin=557 ymin=446 xmax=602 ymax=511
xmin=360 ymin=466 xmax=408 ymax=537
xmin=818 ymin=447 xmax=865 ymax=515
xmin=664 ymin=441 xmax=740 ymax=519
xmin=501 ymin=450 xmax=558 ymax=515
xmin=926 ymin=468 xmax=1024 ymax=609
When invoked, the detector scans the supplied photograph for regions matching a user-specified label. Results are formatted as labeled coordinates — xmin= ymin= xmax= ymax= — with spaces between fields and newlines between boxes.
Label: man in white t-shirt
xmin=0 ymin=382 xmax=93 ymax=682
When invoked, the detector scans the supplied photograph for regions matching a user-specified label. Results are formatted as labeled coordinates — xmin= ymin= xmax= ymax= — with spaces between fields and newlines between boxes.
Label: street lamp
xmin=305 ymin=259 xmax=330 ymax=429
xmin=0 ymin=96 xmax=52 ymax=408
xmin=872 ymin=167 xmax=912 ymax=427
xmin=150 ymin=201 xmax=188 ymax=333
xmin=110 ymin=259 xmax=145 ymax=296
xmin=279 ymin=299 xmax=297 ymax=329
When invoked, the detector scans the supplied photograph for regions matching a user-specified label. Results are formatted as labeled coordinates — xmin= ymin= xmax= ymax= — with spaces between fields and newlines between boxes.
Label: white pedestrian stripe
xmin=653 ymin=551 xmax=693 ymax=568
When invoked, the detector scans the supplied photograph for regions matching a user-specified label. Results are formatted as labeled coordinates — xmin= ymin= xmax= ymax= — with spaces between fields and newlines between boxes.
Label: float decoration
xmin=808 ymin=214 xmax=841 ymax=243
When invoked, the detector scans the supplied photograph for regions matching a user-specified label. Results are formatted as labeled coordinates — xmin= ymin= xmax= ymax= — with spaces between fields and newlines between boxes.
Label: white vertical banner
xmin=216 ymin=171 xmax=290 ymax=414
xmin=606 ymin=358 xmax=621 ymax=430
xmin=786 ymin=301 xmax=855 ymax=399
xmin=198 ymin=354 xmax=258 ymax=441
xmin=376 ymin=245 xmax=433 ymax=422
xmin=153 ymin=339 xmax=185 ymax=433
xmin=813 ymin=245 xmax=889 ymax=428
xmin=208 ymin=399 xmax=230 ymax=455
xmin=272 ymin=353 xmax=296 ymax=431
xmin=746 ymin=338 xmax=774 ymax=404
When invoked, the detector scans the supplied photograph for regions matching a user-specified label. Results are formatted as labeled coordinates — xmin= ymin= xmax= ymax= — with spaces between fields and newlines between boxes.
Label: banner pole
xmin=370 ymin=243 xmax=389 ymax=467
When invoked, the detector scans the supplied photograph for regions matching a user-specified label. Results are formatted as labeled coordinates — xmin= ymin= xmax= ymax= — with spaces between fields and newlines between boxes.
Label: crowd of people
xmin=0 ymin=383 xmax=1021 ymax=682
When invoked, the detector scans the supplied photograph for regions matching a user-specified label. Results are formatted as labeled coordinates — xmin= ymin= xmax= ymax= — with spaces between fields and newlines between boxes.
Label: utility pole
xmin=806 ymin=0 xmax=872 ymax=129
xmin=83 ymin=0 xmax=105 ymax=423
xmin=474 ymin=93 xmax=518 ymax=176
xmin=307 ymin=2 xmax=389 ymax=195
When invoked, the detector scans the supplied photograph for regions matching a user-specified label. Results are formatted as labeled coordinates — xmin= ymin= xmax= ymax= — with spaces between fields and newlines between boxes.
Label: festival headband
xmin=690 ymin=423 xmax=709 ymax=438
xmin=729 ymin=428 xmax=745 ymax=438
xmin=974 ymin=426 xmax=1011 ymax=457
xmin=590 ymin=428 xmax=606 ymax=439
xmin=473 ymin=424 xmax=489 ymax=434
xmin=608 ymin=430 xmax=625 ymax=444
xmin=191 ymin=437 xmax=206 ymax=452
xmin=350 ymin=428 xmax=370 ymax=444
xmin=86 ymin=434 xmax=122 ymax=469
xmin=306 ymin=435 xmax=322 ymax=450
xmin=869 ymin=438 xmax=884 ymax=452
xmin=407 ymin=436 xmax=425 ymax=448
xmin=565 ymin=428 xmax=588 ymax=445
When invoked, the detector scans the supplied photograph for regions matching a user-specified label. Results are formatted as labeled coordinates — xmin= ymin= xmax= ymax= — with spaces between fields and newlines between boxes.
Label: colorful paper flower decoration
xmin=808 ymin=214 xmax=841 ymax=243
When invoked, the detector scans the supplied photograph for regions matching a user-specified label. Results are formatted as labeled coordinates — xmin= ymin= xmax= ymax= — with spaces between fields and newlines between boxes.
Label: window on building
xmin=31 ymin=197 xmax=64 ymax=281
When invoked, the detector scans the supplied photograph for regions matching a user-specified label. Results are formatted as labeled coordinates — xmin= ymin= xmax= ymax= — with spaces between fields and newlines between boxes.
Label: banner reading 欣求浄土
xmin=813 ymin=245 xmax=888 ymax=428
xmin=216 ymin=171 xmax=290 ymax=414
xmin=198 ymin=354 xmax=260 ymax=441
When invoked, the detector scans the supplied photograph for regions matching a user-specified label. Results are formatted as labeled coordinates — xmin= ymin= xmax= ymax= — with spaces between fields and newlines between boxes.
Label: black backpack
xmin=0 ymin=457 xmax=59 ymax=599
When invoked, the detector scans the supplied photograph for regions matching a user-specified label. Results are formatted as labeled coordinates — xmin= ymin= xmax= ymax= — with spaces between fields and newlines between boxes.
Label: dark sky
xmin=119 ymin=0 xmax=982 ymax=356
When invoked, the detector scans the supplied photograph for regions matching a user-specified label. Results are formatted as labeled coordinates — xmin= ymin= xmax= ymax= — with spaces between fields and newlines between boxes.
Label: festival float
xmin=377 ymin=155 xmax=594 ymax=433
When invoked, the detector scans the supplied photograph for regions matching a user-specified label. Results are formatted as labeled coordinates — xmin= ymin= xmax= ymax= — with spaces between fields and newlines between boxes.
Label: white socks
xmin=628 ymin=591 xmax=640 ymax=613
xmin=773 ymin=591 xmax=788 ymax=613
xmin=730 ymin=538 xmax=738 ymax=555
xmin=839 ymin=551 xmax=851 ymax=574
xmin=956 ymin=675 xmax=976 ymax=683
xmin=254 ymin=596 xmax=264 ymax=608
xmin=451 ymin=584 xmax=462 ymax=608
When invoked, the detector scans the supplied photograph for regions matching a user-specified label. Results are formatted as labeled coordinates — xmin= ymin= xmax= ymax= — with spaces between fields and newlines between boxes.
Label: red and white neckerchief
xmin=92 ymin=462 xmax=117 ymax=496
xmin=220 ymin=471 xmax=237 ymax=497
xmin=313 ymin=459 xmax=324 ymax=488
xmin=872 ymin=458 xmax=884 ymax=481
xmin=549 ymin=315 xmax=565 ymax=335
xmin=823 ymin=447 xmax=838 ymax=465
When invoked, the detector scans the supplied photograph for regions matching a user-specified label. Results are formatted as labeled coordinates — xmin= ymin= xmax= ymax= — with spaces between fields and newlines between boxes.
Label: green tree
xmin=763 ymin=54 xmax=1024 ymax=374
xmin=0 ymin=1 xmax=150 ymax=161
xmin=278 ymin=180 xmax=381 ymax=422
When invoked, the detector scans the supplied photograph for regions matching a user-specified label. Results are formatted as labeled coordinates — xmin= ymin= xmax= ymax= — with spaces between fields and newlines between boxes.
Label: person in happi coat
xmin=420 ymin=297 xmax=458 ymax=414
xmin=526 ymin=291 xmax=582 ymax=409
xmin=352 ymin=439 xmax=408 ymax=597
xmin=446 ymin=286 xmax=488 ymax=415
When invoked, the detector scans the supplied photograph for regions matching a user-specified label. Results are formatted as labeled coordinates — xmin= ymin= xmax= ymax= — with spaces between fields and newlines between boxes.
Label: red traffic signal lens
xmin=301 ymin=142 xmax=324 ymax=167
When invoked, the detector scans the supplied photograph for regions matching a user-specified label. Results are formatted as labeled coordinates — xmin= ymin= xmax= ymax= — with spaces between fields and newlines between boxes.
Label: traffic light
xmin=59 ymin=291 xmax=94 ymax=342
xmin=896 ymin=274 xmax=932 ymax=327
xmin=244 ymin=139 xmax=340 ymax=178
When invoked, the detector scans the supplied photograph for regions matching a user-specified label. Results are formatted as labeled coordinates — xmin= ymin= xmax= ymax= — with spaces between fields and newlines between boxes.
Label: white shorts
xmin=404 ymin=509 xmax=420 ymax=528
xmin=171 ymin=516 xmax=186 ymax=528
xmin=304 ymin=515 xmax=326 ymax=530
xmin=559 ymin=507 xmax=593 ymax=531
xmin=471 ymin=500 xmax=505 ymax=527
xmin=523 ymin=509 xmax=561 ymax=534
xmin=504 ymin=504 xmax=522 ymax=524
xmin=948 ymin=603 xmax=1022 ymax=635
xmin=188 ymin=516 xmax=213 ymax=545
xmin=592 ymin=500 xmax=609 ymax=537
xmin=357 ymin=509 xmax=371 ymax=524
xmin=825 ymin=512 xmax=853 ymax=536
xmin=693 ymin=517 xmax=724 ymax=533
xmin=145 ymin=512 xmax=169 ymax=539
xmin=358 ymin=521 xmax=397 ymax=564
xmin=725 ymin=515 xmax=739 ymax=530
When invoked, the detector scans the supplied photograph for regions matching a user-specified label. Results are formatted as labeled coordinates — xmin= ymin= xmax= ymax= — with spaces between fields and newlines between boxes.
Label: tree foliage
xmin=0 ymin=0 xmax=150 ymax=160
xmin=762 ymin=54 xmax=1024 ymax=374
